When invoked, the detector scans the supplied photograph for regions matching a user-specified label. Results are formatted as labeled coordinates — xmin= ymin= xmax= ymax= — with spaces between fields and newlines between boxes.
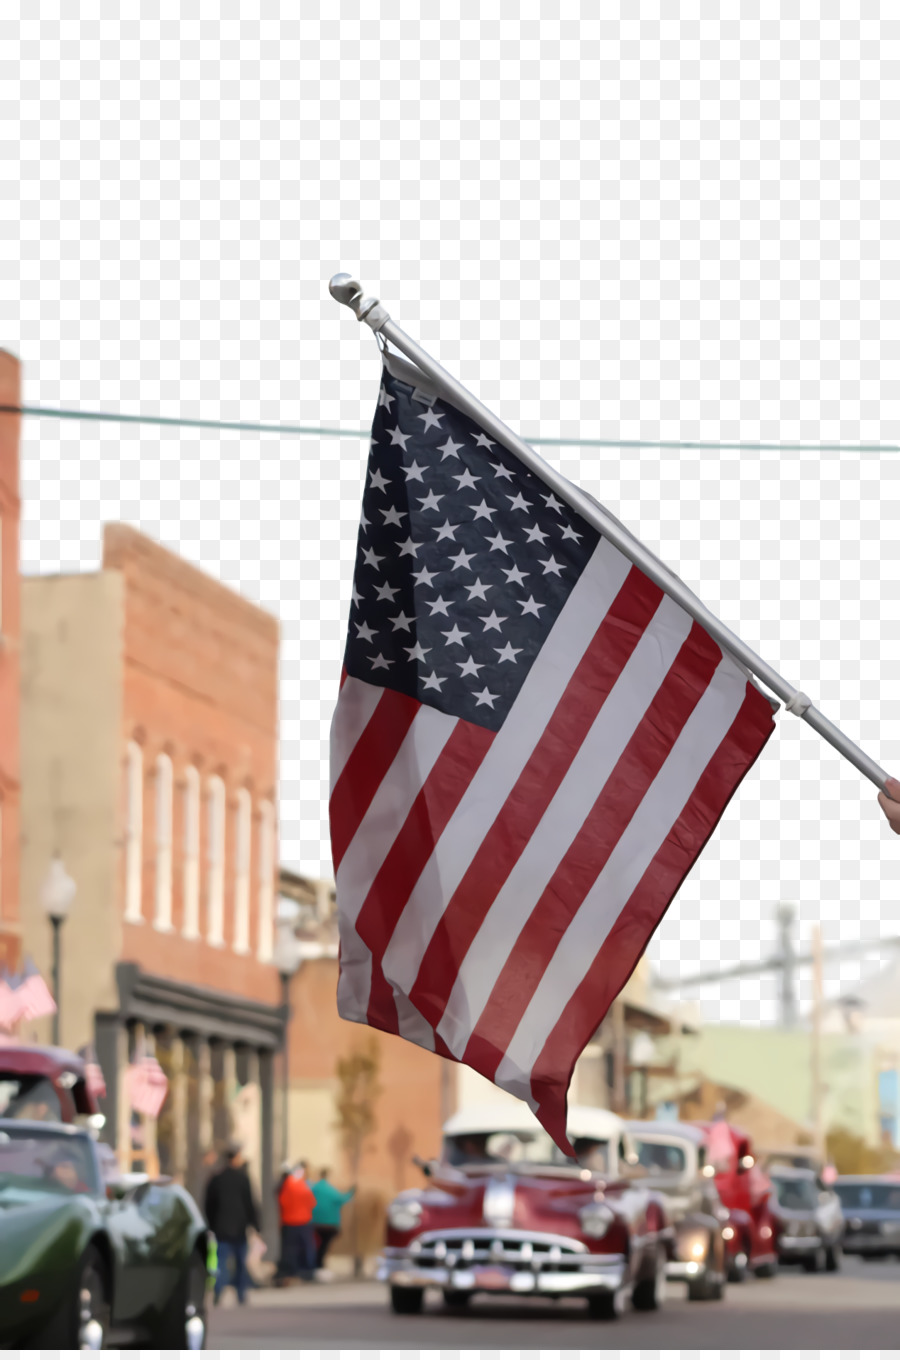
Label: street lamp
xmin=273 ymin=926 xmax=302 ymax=1166
xmin=40 ymin=854 xmax=76 ymax=1047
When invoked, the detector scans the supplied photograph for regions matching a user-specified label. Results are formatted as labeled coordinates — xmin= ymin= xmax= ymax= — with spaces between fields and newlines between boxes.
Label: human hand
xmin=878 ymin=777 xmax=900 ymax=834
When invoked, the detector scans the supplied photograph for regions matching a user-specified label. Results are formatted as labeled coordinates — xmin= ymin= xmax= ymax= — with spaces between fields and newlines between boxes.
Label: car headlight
xmin=388 ymin=1200 xmax=423 ymax=1232
xmin=579 ymin=1202 xmax=616 ymax=1236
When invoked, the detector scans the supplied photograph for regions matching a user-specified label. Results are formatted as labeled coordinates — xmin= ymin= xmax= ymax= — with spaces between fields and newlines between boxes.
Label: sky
xmin=2 ymin=7 xmax=898 ymax=1028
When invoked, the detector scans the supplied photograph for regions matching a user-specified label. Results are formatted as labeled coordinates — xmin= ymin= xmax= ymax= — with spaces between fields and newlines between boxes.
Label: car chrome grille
xmin=410 ymin=1227 xmax=588 ymax=1270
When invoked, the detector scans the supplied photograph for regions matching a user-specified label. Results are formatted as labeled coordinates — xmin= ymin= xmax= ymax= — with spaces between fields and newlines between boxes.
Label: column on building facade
xmin=168 ymin=1031 xmax=189 ymax=1185
xmin=258 ymin=1048 xmax=275 ymax=1250
xmin=209 ymin=1040 xmax=230 ymax=1148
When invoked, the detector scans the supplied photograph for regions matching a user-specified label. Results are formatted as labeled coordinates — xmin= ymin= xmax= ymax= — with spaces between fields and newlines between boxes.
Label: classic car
xmin=626 ymin=1120 xmax=728 ymax=1300
xmin=0 ymin=1119 xmax=210 ymax=1349
xmin=378 ymin=1102 xmax=672 ymax=1320
xmin=767 ymin=1164 xmax=843 ymax=1271
xmin=0 ymin=1044 xmax=102 ymax=1128
xmin=834 ymin=1175 xmax=900 ymax=1258
xmin=689 ymin=1119 xmax=779 ymax=1280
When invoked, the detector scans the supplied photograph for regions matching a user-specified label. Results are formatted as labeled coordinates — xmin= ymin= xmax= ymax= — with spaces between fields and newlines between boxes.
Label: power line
xmin=1 ymin=405 xmax=896 ymax=455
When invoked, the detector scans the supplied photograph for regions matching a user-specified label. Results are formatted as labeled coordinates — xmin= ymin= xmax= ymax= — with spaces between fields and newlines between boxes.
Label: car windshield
xmin=633 ymin=1139 xmax=687 ymax=1173
xmin=0 ymin=1076 xmax=63 ymax=1122
xmin=771 ymin=1176 xmax=818 ymax=1210
xmin=835 ymin=1182 xmax=900 ymax=1211
xmin=443 ymin=1129 xmax=611 ymax=1174
xmin=0 ymin=1127 xmax=98 ymax=1197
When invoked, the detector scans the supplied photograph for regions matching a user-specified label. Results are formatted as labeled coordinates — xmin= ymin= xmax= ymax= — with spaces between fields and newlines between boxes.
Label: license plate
xmin=475 ymin=1266 xmax=513 ymax=1289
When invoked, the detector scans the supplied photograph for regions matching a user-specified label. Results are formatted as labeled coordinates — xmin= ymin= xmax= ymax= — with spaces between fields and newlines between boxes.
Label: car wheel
xmin=153 ymin=1249 xmax=208 ymax=1349
xmin=390 ymin=1285 xmax=425 ymax=1315
xmin=35 ymin=1244 xmax=111 ymax=1349
xmin=688 ymin=1268 xmax=726 ymax=1302
xmin=442 ymin=1289 xmax=472 ymax=1309
xmin=825 ymin=1242 xmax=843 ymax=1272
xmin=727 ymin=1249 xmax=748 ymax=1284
xmin=588 ymin=1289 xmax=626 ymax=1320
xmin=754 ymin=1259 xmax=778 ymax=1279
xmin=632 ymin=1249 xmax=666 ymax=1312
xmin=803 ymin=1246 xmax=827 ymax=1274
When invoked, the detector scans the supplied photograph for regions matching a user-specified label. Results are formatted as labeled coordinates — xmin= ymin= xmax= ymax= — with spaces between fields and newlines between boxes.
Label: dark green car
xmin=0 ymin=1119 xmax=211 ymax=1349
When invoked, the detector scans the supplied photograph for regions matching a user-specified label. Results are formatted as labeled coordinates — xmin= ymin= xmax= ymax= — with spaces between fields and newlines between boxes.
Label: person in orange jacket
xmin=274 ymin=1160 xmax=316 ymax=1284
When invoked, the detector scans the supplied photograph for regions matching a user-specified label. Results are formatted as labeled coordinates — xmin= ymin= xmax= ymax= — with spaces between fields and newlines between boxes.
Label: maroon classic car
xmin=0 ymin=1044 xmax=102 ymax=1128
xmin=378 ymin=1103 xmax=673 ymax=1320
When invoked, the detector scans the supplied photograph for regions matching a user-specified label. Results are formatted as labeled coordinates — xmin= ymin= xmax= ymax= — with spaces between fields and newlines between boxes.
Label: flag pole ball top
xmin=329 ymin=274 xmax=390 ymax=331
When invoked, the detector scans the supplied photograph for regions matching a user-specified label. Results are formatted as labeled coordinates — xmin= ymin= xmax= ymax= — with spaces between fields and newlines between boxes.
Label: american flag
xmin=127 ymin=1052 xmax=168 ymax=1119
xmin=78 ymin=1043 xmax=107 ymax=1101
xmin=330 ymin=354 xmax=776 ymax=1151
xmin=0 ymin=959 xmax=56 ymax=1029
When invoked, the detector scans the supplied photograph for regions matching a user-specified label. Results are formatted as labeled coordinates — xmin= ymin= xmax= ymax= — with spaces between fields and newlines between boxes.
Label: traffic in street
xmin=208 ymin=1254 xmax=900 ymax=1350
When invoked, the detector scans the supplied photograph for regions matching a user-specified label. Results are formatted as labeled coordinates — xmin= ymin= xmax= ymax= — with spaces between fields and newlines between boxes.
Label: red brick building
xmin=0 ymin=352 xmax=21 ymax=975
xmin=20 ymin=525 xmax=284 ymax=1224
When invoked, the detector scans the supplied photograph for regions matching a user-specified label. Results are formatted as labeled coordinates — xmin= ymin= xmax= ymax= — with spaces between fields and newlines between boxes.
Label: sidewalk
xmin=215 ymin=1279 xmax=384 ymax=1310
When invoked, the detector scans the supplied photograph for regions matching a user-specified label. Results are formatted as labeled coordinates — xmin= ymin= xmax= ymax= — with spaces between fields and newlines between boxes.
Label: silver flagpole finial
xmin=329 ymin=274 xmax=390 ymax=332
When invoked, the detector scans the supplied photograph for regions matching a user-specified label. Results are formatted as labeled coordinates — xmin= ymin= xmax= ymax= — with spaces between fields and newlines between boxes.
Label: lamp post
xmin=40 ymin=855 xmax=77 ymax=1047
xmin=273 ymin=927 xmax=302 ymax=1167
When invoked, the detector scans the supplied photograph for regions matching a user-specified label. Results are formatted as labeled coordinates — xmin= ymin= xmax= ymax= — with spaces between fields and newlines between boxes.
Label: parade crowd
xmin=203 ymin=1140 xmax=355 ymax=1305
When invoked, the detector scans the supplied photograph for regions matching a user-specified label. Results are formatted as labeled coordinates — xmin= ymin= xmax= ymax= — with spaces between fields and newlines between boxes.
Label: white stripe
xmin=335 ymin=704 xmax=458 ymax=1019
xmin=329 ymin=676 xmax=383 ymax=793
xmin=495 ymin=656 xmax=749 ymax=1103
xmin=380 ymin=538 xmax=634 ymax=999
xmin=436 ymin=592 xmax=695 ymax=1057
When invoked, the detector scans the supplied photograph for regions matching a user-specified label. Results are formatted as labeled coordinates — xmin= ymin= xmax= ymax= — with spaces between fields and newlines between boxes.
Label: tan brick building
xmin=0 ymin=352 xmax=21 ymax=975
xmin=19 ymin=524 xmax=284 ymax=1226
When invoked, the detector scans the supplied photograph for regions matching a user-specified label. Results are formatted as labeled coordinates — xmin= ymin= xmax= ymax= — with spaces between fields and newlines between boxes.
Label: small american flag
xmin=15 ymin=958 xmax=57 ymax=1023
xmin=0 ymin=960 xmax=56 ymax=1029
xmin=330 ymin=355 xmax=776 ymax=1151
xmin=127 ymin=1052 xmax=168 ymax=1119
xmin=78 ymin=1043 xmax=107 ymax=1101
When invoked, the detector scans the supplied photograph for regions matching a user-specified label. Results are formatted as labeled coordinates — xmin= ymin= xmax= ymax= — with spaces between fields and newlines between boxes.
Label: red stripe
xmin=358 ymin=719 xmax=496 ymax=1031
xmin=462 ymin=621 xmax=723 ymax=1079
xmin=329 ymin=689 xmax=421 ymax=871
xmin=407 ymin=567 xmax=665 ymax=1030
xmin=528 ymin=682 xmax=776 ymax=1150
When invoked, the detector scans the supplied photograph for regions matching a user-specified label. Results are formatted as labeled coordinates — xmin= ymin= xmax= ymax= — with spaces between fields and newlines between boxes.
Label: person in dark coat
xmin=204 ymin=1139 xmax=260 ymax=1305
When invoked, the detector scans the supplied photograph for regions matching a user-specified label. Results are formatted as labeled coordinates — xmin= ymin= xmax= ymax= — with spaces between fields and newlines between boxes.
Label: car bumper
xmin=843 ymin=1233 xmax=899 ymax=1254
xmin=377 ymin=1252 xmax=628 ymax=1297
xmin=778 ymin=1234 xmax=823 ymax=1260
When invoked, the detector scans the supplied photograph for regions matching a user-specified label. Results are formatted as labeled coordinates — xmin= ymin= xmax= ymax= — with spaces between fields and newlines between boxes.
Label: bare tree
xmin=334 ymin=1036 xmax=382 ymax=1277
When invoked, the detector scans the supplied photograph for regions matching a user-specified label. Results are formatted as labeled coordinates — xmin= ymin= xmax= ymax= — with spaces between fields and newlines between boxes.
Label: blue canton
xmin=344 ymin=363 xmax=600 ymax=732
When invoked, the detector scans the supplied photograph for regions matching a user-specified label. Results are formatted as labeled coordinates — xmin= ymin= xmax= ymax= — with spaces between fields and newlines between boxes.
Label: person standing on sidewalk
xmin=310 ymin=1167 xmax=356 ymax=1274
xmin=204 ymin=1140 xmax=261 ymax=1306
xmin=275 ymin=1160 xmax=316 ymax=1284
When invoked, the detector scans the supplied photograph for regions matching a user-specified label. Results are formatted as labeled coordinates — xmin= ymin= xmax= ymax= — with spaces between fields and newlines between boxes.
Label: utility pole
xmin=811 ymin=922 xmax=824 ymax=1158
xmin=776 ymin=901 xmax=797 ymax=1028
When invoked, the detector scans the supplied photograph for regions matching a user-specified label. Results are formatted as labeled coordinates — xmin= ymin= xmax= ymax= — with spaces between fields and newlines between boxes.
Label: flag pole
xmin=329 ymin=274 xmax=889 ymax=794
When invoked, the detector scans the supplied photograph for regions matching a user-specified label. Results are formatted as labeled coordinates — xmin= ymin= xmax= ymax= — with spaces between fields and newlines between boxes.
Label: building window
xmin=206 ymin=775 xmax=225 ymax=946
xmin=182 ymin=766 xmax=200 ymax=940
xmin=124 ymin=741 xmax=143 ymax=923
xmin=153 ymin=754 xmax=173 ymax=931
xmin=233 ymin=789 xmax=251 ymax=954
xmin=257 ymin=799 xmax=274 ymax=963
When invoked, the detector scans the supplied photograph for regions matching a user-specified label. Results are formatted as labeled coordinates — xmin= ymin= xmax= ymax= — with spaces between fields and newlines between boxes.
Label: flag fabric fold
xmin=330 ymin=352 xmax=776 ymax=1151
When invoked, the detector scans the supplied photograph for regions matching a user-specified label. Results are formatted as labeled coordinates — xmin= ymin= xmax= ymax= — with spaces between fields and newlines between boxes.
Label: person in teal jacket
xmin=310 ymin=1167 xmax=356 ymax=1271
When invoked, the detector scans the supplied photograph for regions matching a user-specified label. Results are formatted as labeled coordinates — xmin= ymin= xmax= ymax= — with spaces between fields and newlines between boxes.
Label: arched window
xmin=256 ymin=799 xmax=274 ymax=963
xmin=182 ymin=766 xmax=200 ymax=940
xmin=124 ymin=741 xmax=143 ymax=923
xmin=233 ymin=789 xmax=251 ymax=954
xmin=153 ymin=754 xmax=173 ymax=930
xmin=206 ymin=775 xmax=225 ymax=946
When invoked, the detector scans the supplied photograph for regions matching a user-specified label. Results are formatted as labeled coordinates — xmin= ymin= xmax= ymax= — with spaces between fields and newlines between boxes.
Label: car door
xmin=104 ymin=1183 xmax=186 ymax=1327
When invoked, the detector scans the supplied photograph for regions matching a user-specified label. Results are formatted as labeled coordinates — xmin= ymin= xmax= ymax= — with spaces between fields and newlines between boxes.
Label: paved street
xmin=207 ymin=1254 xmax=900 ymax=1349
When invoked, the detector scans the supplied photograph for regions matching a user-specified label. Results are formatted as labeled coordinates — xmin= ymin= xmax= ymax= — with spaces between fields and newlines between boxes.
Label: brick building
xmin=19 ymin=524 xmax=284 ymax=1226
xmin=0 ymin=352 xmax=21 ymax=974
